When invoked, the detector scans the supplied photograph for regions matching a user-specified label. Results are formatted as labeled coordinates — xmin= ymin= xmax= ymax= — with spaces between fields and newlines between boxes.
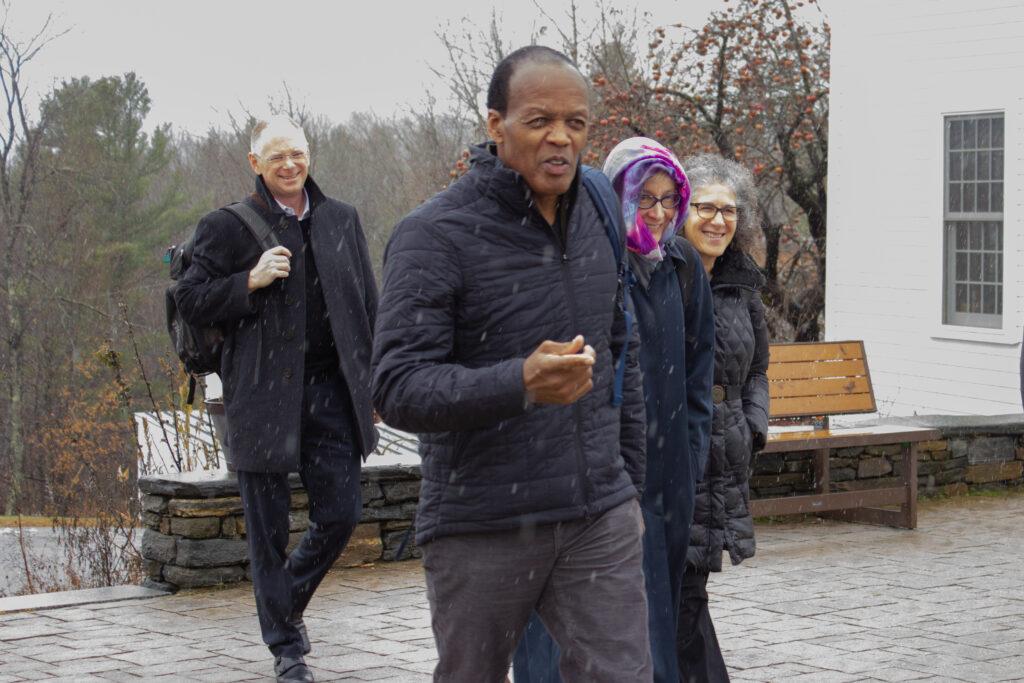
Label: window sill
xmin=930 ymin=324 xmax=1020 ymax=346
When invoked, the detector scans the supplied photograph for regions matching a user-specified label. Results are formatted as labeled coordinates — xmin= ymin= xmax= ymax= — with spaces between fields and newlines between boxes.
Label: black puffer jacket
xmin=372 ymin=144 xmax=645 ymax=546
xmin=687 ymin=247 xmax=770 ymax=572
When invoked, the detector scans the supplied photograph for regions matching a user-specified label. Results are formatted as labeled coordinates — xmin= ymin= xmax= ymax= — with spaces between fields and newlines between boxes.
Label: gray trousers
xmin=421 ymin=499 xmax=653 ymax=683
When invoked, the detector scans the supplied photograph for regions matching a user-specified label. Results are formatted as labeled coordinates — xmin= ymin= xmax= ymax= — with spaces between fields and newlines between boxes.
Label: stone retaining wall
xmin=749 ymin=415 xmax=1024 ymax=500
xmin=139 ymin=465 xmax=421 ymax=591
xmin=140 ymin=415 xmax=1024 ymax=590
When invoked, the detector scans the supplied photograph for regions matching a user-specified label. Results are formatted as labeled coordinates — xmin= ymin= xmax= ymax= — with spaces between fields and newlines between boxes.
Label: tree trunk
xmin=5 ymin=273 xmax=23 ymax=515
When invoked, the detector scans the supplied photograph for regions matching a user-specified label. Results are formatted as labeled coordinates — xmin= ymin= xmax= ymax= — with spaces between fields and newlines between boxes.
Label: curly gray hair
xmin=681 ymin=153 xmax=760 ymax=255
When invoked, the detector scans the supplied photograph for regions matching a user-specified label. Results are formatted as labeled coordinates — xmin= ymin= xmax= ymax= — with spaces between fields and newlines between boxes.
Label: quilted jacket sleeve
xmin=743 ymin=292 xmax=771 ymax=451
xmin=685 ymin=255 xmax=715 ymax=481
xmin=371 ymin=216 xmax=529 ymax=433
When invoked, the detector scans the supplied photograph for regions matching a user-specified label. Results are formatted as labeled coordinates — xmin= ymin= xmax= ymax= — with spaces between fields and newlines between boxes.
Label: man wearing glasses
xmin=176 ymin=115 xmax=378 ymax=683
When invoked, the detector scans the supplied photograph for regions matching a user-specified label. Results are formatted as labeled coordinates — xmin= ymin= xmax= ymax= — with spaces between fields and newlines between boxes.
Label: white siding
xmin=825 ymin=0 xmax=1024 ymax=416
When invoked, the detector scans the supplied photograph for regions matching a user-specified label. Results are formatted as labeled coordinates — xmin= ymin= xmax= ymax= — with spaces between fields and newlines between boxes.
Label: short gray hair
xmin=682 ymin=153 xmax=760 ymax=255
xmin=250 ymin=114 xmax=308 ymax=156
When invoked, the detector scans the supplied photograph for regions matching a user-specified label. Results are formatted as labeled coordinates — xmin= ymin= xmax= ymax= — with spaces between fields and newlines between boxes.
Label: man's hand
xmin=523 ymin=335 xmax=597 ymax=405
xmin=248 ymin=246 xmax=293 ymax=292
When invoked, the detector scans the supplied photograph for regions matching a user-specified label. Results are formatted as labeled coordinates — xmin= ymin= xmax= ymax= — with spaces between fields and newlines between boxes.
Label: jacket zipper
xmin=542 ymin=211 xmax=593 ymax=518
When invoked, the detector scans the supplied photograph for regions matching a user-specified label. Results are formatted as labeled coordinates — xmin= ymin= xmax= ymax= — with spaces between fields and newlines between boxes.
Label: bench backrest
xmin=767 ymin=340 xmax=876 ymax=419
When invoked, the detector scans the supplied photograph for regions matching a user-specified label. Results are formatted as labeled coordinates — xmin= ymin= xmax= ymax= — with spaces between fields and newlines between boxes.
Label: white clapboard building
xmin=825 ymin=1 xmax=1024 ymax=416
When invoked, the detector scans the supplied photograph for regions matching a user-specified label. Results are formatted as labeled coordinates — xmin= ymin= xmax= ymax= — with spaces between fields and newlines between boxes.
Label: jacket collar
xmin=253 ymin=174 xmax=327 ymax=217
xmin=469 ymin=142 xmax=580 ymax=221
xmin=629 ymin=235 xmax=693 ymax=290
xmin=710 ymin=246 xmax=765 ymax=291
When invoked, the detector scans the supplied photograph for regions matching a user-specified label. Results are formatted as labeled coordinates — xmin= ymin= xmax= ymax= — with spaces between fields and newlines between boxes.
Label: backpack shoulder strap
xmin=224 ymin=201 xmax=281 ymax=251
xmin=580 ymin=165 xmax=633 ymax=408
xmin=580 ymin=165 xmax=624 ymax=264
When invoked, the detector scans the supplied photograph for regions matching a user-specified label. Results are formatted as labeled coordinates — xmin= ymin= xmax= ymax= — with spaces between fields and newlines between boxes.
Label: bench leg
xmin=901 ymin=442 xmax=918 ymax=530
xmin=813 ymin=447 xmax=830 ymax=494
xmin=820 ymin=443 xmax=918 ymax=530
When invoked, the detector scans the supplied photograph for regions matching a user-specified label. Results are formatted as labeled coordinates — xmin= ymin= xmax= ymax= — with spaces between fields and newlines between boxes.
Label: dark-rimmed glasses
xmin=637 ymin=193 xmax=682 ymax=210
xmin=690 ymin=202 xmax=739 ymax=222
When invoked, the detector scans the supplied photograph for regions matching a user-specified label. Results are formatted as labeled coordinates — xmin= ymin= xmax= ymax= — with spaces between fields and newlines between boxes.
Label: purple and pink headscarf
xmin=602 ymin=137 xmax=691 ymax=262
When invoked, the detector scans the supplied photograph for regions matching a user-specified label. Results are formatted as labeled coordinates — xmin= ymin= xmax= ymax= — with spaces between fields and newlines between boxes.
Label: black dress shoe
xmin=289 ymin=615 xmax=311 ymax=655
xmin=274 ymin=655 xmax=314 ymax=682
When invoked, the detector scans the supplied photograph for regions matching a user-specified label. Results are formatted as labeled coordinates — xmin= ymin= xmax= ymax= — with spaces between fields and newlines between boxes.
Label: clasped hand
xmin=523 ymin=335 xmax=596 ymax=405
xmin=248 ymin=246 xmax=293 ymax=291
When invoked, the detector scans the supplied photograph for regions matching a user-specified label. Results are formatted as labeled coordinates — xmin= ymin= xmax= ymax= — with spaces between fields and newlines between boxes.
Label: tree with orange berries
xmin=436 ymin=0 xmax=830 ymax=340
xmin=584 ymin=0 xmax=829 ymax=340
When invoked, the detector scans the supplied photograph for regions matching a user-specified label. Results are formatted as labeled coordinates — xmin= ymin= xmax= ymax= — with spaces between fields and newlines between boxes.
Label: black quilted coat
xmin=686 ymin=247 xmax=770 ymax=573
xmin=371 ymin=144 xmax=645 ymax=546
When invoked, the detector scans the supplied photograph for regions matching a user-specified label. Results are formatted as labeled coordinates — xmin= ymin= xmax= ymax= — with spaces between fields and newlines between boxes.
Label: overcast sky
xmin=8 ymin=0 xmax=749 ymax=135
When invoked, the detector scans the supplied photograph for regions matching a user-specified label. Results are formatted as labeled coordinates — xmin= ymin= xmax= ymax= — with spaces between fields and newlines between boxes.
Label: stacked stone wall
xmin=140 ymin=418 xmax=1024 ymax=590
xmin=140 ymin=465 xmax=421 ymax=590
xmin=749 ymin=432 xmax=1024 ymax=500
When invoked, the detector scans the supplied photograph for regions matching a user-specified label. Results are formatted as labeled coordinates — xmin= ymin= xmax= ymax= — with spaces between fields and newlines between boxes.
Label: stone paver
xmin=1 ymin=495 xmax=1022 ymax=681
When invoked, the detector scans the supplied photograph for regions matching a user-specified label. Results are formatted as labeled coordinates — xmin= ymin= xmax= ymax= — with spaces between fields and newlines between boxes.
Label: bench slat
xmin=770 ymin=392 xmax=876 ymax=418
xmin=767 ymin=359 xmax=867 ymax=381
xmin=769 ymin=376 xmax=871 ymax=399
xmin=769 ymin=341 xmax=866 ymax=363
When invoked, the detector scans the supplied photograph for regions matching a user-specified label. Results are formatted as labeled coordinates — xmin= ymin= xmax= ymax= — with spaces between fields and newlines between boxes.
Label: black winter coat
xmin=175 ymin=176 xmax=379 ymax=472
xmin=687 ymin=248 xmax=770 ymax=573
xmin=372 ymin=144 xmax=645 ymax=546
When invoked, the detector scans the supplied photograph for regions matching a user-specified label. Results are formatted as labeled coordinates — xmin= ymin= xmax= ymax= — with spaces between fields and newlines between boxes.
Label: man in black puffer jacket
xmin=372 ymin=47 xmax=651 ymax=682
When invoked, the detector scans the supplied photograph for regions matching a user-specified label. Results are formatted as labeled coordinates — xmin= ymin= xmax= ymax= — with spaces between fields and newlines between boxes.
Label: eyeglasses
xmin=690 ymin=202 xmax=739 ymax=222
xmin=637 ymin=193 xmax=682 ymax=210
xmin=262 ymin=150 xmax=308 ymax=165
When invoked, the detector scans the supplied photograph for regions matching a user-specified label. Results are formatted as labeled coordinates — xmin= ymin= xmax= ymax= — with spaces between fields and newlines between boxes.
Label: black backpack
xmin=165 ymin=201 xmax=280 ymax=404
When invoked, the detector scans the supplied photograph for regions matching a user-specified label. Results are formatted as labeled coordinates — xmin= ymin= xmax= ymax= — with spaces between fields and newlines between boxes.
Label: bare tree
xmin=0 ymin=8 xmax=67 ymax=514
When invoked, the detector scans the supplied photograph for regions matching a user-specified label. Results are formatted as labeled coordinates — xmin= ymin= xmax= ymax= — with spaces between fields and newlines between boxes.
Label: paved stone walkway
xmin=1 ymin=494 xmax=1022 ymax=682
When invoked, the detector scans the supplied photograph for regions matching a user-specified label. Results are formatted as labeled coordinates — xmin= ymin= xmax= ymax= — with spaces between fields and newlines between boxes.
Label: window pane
xmin=998 ymin=285 xmax=1003 ymax=314
xmin=956 ymin=284 xmax=968 ymax=312
xmin=964 ymin=152 xmax=976 ymax=180
xmin=956 ymin=252 xmax=967 ymax=279
xmin=977 ymin=183 xmax=990 ymax=211
xmin=970 ymin=284 xmax=982 ymax=311
xmin=971 ymin=223 xmax=984 ymax=249
xmin=985 ymin=222 xmax=999 ymax=250
xmin=963 ymin=183 xmax=975 ymax=212
xmin=946 ymin=184 xmax=962 ymax=210
xmin=950 ymin=152 xmax=962 ymax=181
xmin=992 ymin=117 xmax=1004 ymax=147
xmin=957 ymin=223 xmax=969 ymax=249
xmin=978 ymin=118 xmax=990 ymax=147
xmin=992 ymin=150 xmax=1003 ymax=180
xmin=997 ymin=251 xmax=1004 ymax=281
xmin=963 ymin=119 xmax=976 ymax=148
xmin=992 ymin=182 xmax=1003 ymax=212
xmin=983 ymin=253 xmax=997 ymax=281
xmin=978 ymin=151 xmax=990 ymax=180
xmin=950 ymin=119 xmax=963 ymax=149
xmin=983 ymin=285 xmax=996 ymax=314
xmin=970 ymin=253 xmax=982 ymax=280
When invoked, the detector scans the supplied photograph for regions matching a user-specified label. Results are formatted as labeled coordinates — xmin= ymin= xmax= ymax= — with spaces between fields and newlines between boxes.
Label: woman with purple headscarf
xmin=513 ymin=138 xmax=716 ymax=683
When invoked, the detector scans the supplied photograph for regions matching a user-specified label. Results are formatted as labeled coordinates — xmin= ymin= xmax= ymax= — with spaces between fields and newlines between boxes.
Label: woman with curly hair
xmin=676 ymin=154 xmax=770 ymax=682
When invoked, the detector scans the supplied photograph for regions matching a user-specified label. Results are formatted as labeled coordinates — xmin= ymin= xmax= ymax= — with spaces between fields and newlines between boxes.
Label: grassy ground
xmin=0 ymin=516 xmax=56 ymax=528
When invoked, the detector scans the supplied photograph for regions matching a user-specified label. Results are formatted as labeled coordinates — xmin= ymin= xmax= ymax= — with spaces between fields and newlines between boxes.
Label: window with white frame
xmin=944 ymin=113 xmax=1004 ymax=328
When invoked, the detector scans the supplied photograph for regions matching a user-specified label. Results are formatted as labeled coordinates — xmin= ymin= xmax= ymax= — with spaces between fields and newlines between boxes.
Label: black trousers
xmin=237 ymin=377 xmax=362 ymax=658
xmin=677 ymin=568 xmax=730 ymax=683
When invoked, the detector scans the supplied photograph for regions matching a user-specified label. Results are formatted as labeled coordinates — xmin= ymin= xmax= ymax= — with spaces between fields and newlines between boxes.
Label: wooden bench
xmin=748 ymin=341 xmax=940 ymax=529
